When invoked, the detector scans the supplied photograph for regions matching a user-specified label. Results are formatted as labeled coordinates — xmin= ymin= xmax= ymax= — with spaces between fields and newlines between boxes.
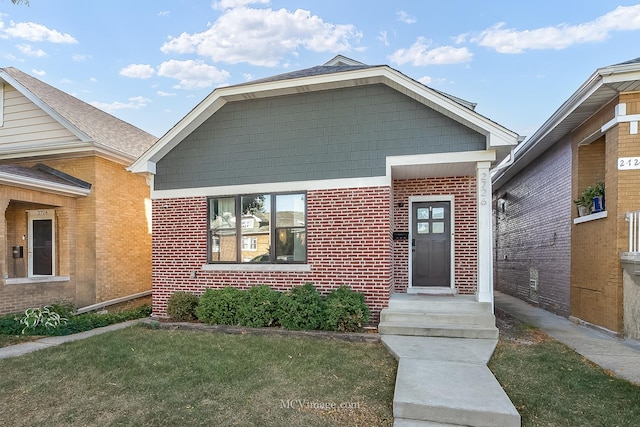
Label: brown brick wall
xmin=93 ymin=157 xmax=152 ymax=302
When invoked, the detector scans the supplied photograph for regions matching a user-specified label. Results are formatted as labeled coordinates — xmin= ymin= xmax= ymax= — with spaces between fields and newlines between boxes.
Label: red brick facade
xmin=151 ymin=179 xmax=480 ymax=324
xmin=151 ymin=187 xmax=392 ymax=323
xmin=392 ymin=177 xmax=478 ymax=294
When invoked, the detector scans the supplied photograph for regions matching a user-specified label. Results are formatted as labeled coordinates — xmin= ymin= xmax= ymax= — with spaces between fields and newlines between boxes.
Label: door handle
xmin=411 ymin=238 xmax=415 ymax=247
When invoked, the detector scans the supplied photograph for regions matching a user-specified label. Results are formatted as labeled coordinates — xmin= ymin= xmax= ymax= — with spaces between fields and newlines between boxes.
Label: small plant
xmin=19 ymin=306 xmax=68 ymax=334
xmin=238 ymin=285 xmax=281 ymax=327
xmin=323 ymin=286 xmax=370 ymax=332
xmin=167 ymin=291 xmax=199 ymax=321
xmin=196 ymin=287 xmax=247 ymax=325
xmin=278 ymin=283 xmax=325 ymax=330
xmin=574 ymin=179 xmax=605 ymax=211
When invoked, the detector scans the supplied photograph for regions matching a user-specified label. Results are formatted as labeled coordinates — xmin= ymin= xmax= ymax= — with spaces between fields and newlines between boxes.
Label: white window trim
xmin=27 ymin=209 xmax=56 ymax=277
xmin=407 ymin=195 xmax=455 ymax=293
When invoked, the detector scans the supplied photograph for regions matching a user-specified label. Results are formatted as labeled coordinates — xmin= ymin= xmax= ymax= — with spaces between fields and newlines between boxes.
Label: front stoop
xmin=378 ymin=294 xmax=499 ymax=339
xmin=380 ymin=295 xmax=520 ymax=427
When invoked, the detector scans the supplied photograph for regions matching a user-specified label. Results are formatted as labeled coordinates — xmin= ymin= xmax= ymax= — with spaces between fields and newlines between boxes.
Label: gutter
xmin=75 ymin=290 xmax=152 ymax=314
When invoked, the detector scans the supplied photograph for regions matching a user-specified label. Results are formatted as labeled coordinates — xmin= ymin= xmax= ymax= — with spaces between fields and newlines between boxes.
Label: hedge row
xmin=167 ymin=284 xmax=370 ymax=332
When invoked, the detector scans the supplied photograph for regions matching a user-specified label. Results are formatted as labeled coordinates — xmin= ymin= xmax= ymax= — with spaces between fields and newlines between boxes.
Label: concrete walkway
xmin=495 ymin=291 xmax=640 ymax=385
xmin=383 ymin=335 xmax=520 ymax=426
xmin=0 ymin=319 xmax=142 ymax=359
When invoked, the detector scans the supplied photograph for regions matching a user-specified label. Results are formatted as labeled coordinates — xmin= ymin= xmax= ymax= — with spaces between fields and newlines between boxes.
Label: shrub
xmin=19 ymin=306 xmax=68 ymax=334
xmin=195 ymin=287 xmax=247 ymax=325
xmin=278 ymin=283 xmax=325 ymax=330
xmin=323 ymin=286 xmax=370 ymax=332
xmin=167 ymin=291 xmax=199 ymax=321
xmin=50 ymin=300 xmax=76 ymax=317
xmin=238 ymin=285 xmax=281 ymax=327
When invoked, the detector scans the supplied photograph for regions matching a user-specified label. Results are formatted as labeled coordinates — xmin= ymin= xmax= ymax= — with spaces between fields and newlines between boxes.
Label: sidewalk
xmin=495 ymin=291 xmax=640 ymax=385
xmin=0 ymin=319 xmax=142 ymax=359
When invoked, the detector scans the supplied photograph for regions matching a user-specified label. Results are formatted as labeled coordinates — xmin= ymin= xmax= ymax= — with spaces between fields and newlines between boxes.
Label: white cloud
xmin=397 ymin=10 xmax=416 ymax=24
xmin=16 ymin=43 xmax=46 ymax=57
xmin=120 ymin=64 xmax=156 ymax=79
xmin=157 ymin=59 xmax=230 ymax=89
xmin=1 ymin=21 xmax=77 ymax=43
xmin=31 ymin=69 xmax=45 ymax=77
xmin=243 ymin=73 xmax=254 ymax=81
xmin=377 ymin=30 xmax=389 ymax=46
xmin=156 ymin=90 xmax=176 ymax=96
xmin=389 ymin=37 xmax=473 ymax=66
xmin=473 ymin=4 xmax=640 ymax=53
xmin=90 ymin=77 xmax=97 ymax=83
xmin=418 ymin=75 xmax=432 ymax=85
xmin=161 ymin=7 xmax=361 ymax=66
xmin=158 ymin=11 xmax=170 ymax=17
xmin=72 ymin=54 xmax=89 ymax=62
xmin=91 ymin=96 xmax=151 ymax=112
xmin=213 ymin=0 xmax=270 ymax=10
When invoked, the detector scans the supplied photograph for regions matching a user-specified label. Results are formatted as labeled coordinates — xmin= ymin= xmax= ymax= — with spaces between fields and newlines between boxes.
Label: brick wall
xmin=151 ymin=186 xmax=392 ymax=323
xmin=392 ymin=177 xmax=478 ymax=294
xmin=494 ymin=138 xmax=572 ymax=316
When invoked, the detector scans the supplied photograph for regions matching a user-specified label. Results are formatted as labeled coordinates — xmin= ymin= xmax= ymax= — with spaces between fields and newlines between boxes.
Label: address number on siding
xmin=618 ymin=157 xmax=640 ymax=170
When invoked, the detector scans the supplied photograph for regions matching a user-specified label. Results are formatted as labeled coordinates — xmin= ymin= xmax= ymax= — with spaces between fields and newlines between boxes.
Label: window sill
xmin=202 ymin=264 xmax=312 ymax=272
xmin=5 ymin=276 xmax=71 ymax=285
xmin=574 ymin=210 xmax=607 ymax=224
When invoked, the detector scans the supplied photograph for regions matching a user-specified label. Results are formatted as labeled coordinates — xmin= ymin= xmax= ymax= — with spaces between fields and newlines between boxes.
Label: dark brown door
xmin=412 ymin=202 xmax=451 ymax=287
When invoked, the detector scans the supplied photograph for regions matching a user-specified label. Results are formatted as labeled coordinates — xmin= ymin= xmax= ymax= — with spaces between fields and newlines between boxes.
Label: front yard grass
xmin=491 ymin=310 xmax=640 ymax=427
xmin=0 ymin=326 xmax=396 ymax=427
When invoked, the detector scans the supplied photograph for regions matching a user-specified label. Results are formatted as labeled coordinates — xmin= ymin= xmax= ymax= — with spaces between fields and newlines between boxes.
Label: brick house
xmin=492 ymin=57 xmax=640 ymax=339
xmin=129 ymin=56 xmax=519 ymax=323
xmin=0 ymin=67 xmax=156 ymax=315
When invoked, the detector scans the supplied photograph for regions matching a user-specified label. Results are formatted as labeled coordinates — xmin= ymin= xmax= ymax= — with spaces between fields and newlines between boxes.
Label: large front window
xmin=209 ymin=193 xmax=306 ymax=263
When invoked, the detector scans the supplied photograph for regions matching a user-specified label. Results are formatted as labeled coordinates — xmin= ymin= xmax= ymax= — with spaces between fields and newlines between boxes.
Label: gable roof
xmin=130 ymin=56 xmax=518 ymax=174
xmin=493 ymin=57 xmax=640 ymax=190
xmin=0 ymin=67 xmax=157 ymax=163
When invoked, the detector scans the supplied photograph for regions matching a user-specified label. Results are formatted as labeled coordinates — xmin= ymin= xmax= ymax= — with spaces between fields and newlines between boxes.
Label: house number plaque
xmin=618 ymin=157 xmax=640 ymax=170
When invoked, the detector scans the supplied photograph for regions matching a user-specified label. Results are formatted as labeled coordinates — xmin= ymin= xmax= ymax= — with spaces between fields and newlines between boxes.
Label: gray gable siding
xmin=155 ymin=84 xmax=485 ymax=190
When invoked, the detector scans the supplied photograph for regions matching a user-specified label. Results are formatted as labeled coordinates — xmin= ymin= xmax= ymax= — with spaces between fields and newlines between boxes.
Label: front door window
xmin=411 ymin=202 xmax=451 ymax=287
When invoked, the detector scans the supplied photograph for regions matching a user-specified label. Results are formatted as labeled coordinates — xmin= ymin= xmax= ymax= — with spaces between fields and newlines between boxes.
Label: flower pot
xmin=577 ymin=206 xmax=590 ymax=217
xmin=592 ymin=195 xmax=605 ymax=213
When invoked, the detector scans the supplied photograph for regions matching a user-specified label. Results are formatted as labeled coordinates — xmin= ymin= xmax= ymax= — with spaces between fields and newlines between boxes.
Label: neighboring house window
xmin=242 ymin=237 xmax=257 ymax=251
xmin=209 ymin=193 xmax=306 ymax=263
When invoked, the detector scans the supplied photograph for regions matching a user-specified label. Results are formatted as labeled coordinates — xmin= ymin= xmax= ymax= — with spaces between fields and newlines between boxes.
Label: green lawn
xmin=490 ymin=319 xmax=640 ymax=427
xmin=0 ymin=326 xmax=396 ymax=427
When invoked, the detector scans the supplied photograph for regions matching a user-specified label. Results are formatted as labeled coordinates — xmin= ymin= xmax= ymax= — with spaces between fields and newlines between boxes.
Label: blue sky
xmin=1 ymin=1 xmax=639 ymax=139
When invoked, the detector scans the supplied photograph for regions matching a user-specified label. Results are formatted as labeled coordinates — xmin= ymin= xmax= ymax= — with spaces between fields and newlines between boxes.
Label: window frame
xmin=208 ymin=192 xmax=307 ymax=264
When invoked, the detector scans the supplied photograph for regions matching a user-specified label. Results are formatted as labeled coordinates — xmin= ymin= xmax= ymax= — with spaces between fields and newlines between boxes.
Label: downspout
xmin=490 ymin=136 xmax=526 ymax=174
xmin=75 ymin=290 xmax=152 ymax=314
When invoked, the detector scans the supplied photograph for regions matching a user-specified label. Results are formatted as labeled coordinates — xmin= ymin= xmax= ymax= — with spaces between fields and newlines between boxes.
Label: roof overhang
xmin=493 ymin=60 xmax=640 ymax=190
xmin=0 ymin=171 xmax=91 ymax=197
xmin=130 ymin=66 xmax=518 ymax=174
xmin=387 ymin=150 xmax=496 ymax=180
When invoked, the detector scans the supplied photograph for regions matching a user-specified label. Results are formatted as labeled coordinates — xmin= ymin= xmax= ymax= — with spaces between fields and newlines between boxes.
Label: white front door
xmin=28 ymin=209 xmax=55 ymax=277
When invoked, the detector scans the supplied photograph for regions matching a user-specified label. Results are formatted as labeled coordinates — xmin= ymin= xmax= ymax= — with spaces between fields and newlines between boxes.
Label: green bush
xmin=167 ymin=291 xmax=199 ymax=321
xmin=238 ymin=285 xmax=281 ymax=327
xmin=278 ymin=283 xmax=325 ymax=330
xmin=323 ymin=286 xmax=370 ymax=332
xmin=0 ymin=304 xmax=151 ymax=337
xmin=19 ymin=306 xmax=68 ymax=334
xmin=195 ymin=287 xmax=247 ymax=325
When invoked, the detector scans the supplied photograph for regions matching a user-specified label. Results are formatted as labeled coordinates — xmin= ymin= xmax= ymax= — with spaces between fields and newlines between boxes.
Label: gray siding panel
xmin=493 ymin=137 xmax=572 ymax=317
xmin=155 ymin=84 xmax=485 ymax=190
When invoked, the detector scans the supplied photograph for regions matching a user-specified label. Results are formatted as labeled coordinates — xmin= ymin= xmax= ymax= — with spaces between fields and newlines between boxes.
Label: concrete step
xmin=380 ymin=309 xmax=496 ymax=327
xmin=394 ymin=418 xmax=462 ymax=426
xmin=378 ymin=321 xmax=499 ymax=339
xmin=394 ymin=359 xmax=520 ymax=427
xmin=388 ymin=294 xmax=492 ymax=313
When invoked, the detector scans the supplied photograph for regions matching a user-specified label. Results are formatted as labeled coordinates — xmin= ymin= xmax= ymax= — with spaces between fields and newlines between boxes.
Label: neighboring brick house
xmin=493 ymin=57 xmax=640 ymax=339
xmin=0 ymin=67 xmax=156 ymax=315
xmin=129 ymin=56 xmax=519 ymax=323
